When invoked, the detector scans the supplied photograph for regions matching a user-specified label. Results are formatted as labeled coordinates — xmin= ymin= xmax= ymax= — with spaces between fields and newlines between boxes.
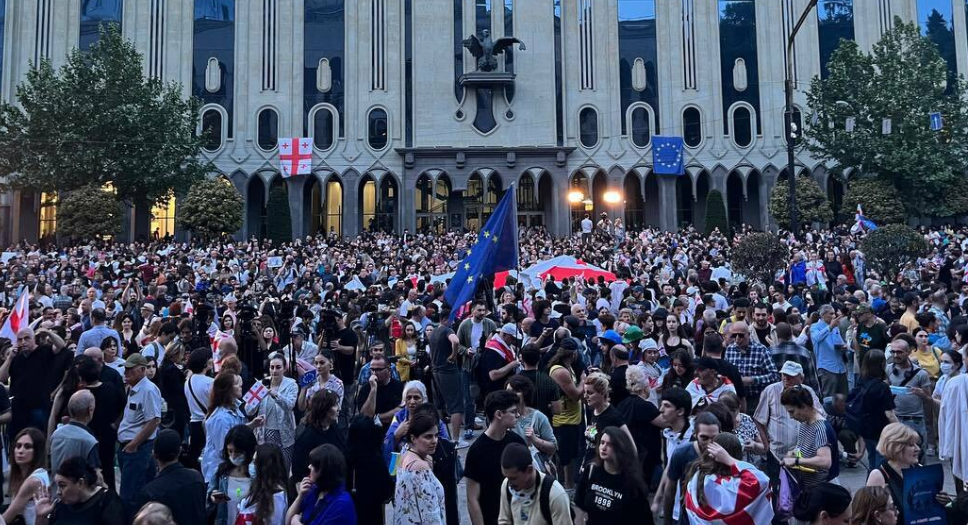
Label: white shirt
xmin=581 ymin=218 xmax=593 ymax=233
xmin=185 ymin=374 xmax=215 ymax=422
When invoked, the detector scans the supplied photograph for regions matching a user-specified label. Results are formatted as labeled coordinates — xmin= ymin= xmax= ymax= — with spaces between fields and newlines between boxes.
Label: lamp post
xmin=785 ymin=0 xmax=818 ymax=236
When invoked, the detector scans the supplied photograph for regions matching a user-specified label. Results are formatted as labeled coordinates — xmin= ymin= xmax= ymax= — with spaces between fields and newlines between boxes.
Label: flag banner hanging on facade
xmin=653 ymin=136 xmax=685 ymax=175
xmin=930 ymin=112 xmax=943 ymax=131
xmin=0 ymin=290 xmax=30 ymax=342
xmin=443 ymin=186 xmax=519 ymax=319
xmin=278 ymin=137 xmax=313 ymax=177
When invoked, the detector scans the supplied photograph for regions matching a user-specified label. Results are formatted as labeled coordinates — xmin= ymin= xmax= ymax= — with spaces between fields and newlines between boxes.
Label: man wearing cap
xmin=290 ymin=326 xmax=318 ymax=362
xmin=479 ymin=323 xmax=521 ymax=397
xmin=771 ymin=322 xmax=821 ymax=394
xmin=135 ymin=429 xmax=206 ymax=525
xmin=753 ymin=361 xmax=824 ymax=466
xmin=686 ymin=356 xmax=736 ymax=408
xmin=117 ymin=352 xmax=164 ymax=516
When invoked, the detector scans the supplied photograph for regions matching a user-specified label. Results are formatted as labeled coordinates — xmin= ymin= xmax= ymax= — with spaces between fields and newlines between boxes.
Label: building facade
xmin=1 ymin=0 xmax=967 ymax=243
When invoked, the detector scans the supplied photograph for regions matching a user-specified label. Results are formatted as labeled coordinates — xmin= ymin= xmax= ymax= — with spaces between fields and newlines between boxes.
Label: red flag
xmin=0 ymin=290 xmax=30 ymax=342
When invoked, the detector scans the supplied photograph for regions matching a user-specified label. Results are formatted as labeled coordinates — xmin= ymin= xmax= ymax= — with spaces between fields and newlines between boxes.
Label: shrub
xmin=842 ymin=177 xmax=906 ymax=225
xmin=57 ymin=185 xmax=122 ymax=240
xmin=178 ymin=178 xmax=243 ymax=240
xmin=265 ymin=184 xmax=292 ymax=243
xmin=731 ymin=232 xmax=789 ymax=286
xmin=704 ymin=190 xmax=729 ymax=236
xmin=768 ymin=176 xmax=833 ymax=230
xmin=861 ymin=224 xmax=929 ymax=281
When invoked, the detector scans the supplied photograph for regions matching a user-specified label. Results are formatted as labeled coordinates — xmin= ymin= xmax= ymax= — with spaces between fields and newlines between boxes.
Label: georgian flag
xmin=278 ymin=137 xmax=313 ymax=177
xmin=684 ymin=461 xmax=774 ymax=525
xmin=184 ymin=297 xmax=195 ymax=315
xmin=0 ymin=290 xmax=30 ymax=342
xmin=243 ymin=382 xmax=268 ymax=405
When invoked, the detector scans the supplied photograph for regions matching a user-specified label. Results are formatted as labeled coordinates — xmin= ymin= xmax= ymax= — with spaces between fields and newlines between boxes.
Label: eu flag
xmin=443 ymin=185 xmax=519 ymax=318
xmin=653 ymin=136 xmax=685 ymax=175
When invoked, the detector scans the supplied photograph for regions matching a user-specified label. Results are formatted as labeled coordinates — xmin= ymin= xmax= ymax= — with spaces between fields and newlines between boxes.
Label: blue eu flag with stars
xmin=443 ymin=185 xmax=518 ymax=318
xmin=653 ymin=136 xmax=685 ymax=175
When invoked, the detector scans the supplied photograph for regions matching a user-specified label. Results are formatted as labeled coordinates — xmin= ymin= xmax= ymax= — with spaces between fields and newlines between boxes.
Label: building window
xmin=80 ymin=0 xmax=123 ymax=51
xmin=731 ymin=105 xmax=753 ymax=148
xmin=683 ymin=107 xmax=702 ymax=148
xmin=312 ymin=106 xmax=335 ymax=150
xmin=371 ymin=0 xmax=387 ymax=90
xmin=194 ymin=0 xmax=235 ymax=136
xmin=35 ymin=0 xmax=52 ymax=64
xmin=262 ymin=0 xmax=278 ymax=91
xmin=257 ymin=109 xmax=279 ymax=151
xmin=151 ymin=194 xmax=176 ymax=240
xmin=148 ymin=0 xmax=166 ymax=78
xmin=367 ymin=108 xmax=388 ymax=150
xmin=201 ymin=109 xmax=223 ymax=151
xmin=325 ymin=179 xmax=343 ymax=236
xmin=579 ymin=107 xmax=599 ymax=148
xmin=630 ymin=106 xmax=651 ymax=148
xmin=578 ymin=0 xmax=594 ymax=89
xmin=817 ymin=0 xmax=854 ymax=79
xmin=39 ymin=192 xmax=56 ymax=239
xmin=719 ymin=0 xmax=760 ymax=133
xmin=305 ymin=0 xmax=346 ymax=138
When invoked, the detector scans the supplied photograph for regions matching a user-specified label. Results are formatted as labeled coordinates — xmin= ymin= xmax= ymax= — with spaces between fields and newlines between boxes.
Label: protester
xmin=134 ymin=429 xmax=207 ymax=525
xmin=207 ymin=425 xmax=258 ymax=525
xmin=34 ymin=456 xmax=126 ymax=525
xmin=465 ymin=390 xmax=527 ymax=525
xmin=3 ymin=428 xmax=50 ymax=525
xmin=866 ymin=422 xmax=922 ymax=524
xmin=575 ymin=426 xmax=653 ymax=525
xmin=246 ymin=352 xmax=299 ymax=470
xmin=237 ymin=444 xmax=289 ymax=525
xmin=792 ymin=482 xmax=853 ymax=525
xmin=393 ymin=411 xmax=447 ymax=525
xmin=201 ymin=372 xmax=264 ymax=484
xmin=684 ymin=433 xmax=773 ymax=525
xmin=498 ymin=442 xmax=573 ymax=525
xmin=292 ymin=390 xmax=346 ymax=487
xmin=286 ymin=443 xmax=357 ymax=525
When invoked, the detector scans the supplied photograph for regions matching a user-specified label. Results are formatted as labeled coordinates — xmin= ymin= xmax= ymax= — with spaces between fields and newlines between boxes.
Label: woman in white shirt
xmin=246 ymin=353 xmax=298 ymax=471
xmin=236 ymin=444 xmax=289 ymax=525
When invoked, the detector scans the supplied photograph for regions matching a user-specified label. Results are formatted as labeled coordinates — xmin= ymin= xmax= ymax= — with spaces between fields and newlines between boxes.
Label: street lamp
xmin=567 ymin=190 xmax=585 ymax=204
xmin=785 ymin=0 xmax=818 ymax=236
xmin=603 ymin=191 xmax=622 ymax=204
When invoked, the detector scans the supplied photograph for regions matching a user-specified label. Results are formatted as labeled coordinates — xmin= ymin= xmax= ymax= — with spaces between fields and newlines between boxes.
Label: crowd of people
xmin=0 ymin=218 xmax=966 ymax=525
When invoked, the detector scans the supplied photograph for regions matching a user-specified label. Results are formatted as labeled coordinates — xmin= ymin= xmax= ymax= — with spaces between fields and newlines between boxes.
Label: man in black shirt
xmin=518 ymin=344 xmax=561 ymax=420
xmin=608 ymin=344 xmax=631 ymax=406
xmin=76 ymin=355 xmax=126 ymax=493
xmin=478 ymin=324 xmax=521 ymax=398
xmin=135 ymin=429 xmax=206 ymax=525
xmin=356 ymin=355 xmax=404 ymax=430
xmin=323 ymin=313 xmax=359 ymax=385
xmin=464 ymin=390 xmax=526 ymax=525
xmin=0 ymin=327 xmax=67 ymax=438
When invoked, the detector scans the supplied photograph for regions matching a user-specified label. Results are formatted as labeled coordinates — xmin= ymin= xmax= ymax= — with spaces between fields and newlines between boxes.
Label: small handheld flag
xmin=0 ymin=290 xmax=30 ymax=342
xmin=243 ymin=382 xmax=268 ymax=405
xmin=851 ymin=204 xmax=879 ymax=234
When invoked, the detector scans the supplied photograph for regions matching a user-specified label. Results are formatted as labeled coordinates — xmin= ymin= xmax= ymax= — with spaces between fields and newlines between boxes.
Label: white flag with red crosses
xmin=278 ymin=137 xmax=313 ymax=177
xmin=0 ymin=290 xmax=30 ymax=342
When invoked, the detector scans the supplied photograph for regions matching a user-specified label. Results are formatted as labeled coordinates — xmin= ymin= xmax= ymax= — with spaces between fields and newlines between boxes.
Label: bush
xmin=731 ymin=232 xmax=789 ymax=285
xmin=265 ymin=184 xmax=292 ymax=243
xmin=768 ymin=176 xmax=833 ymax=230
xmin=704 ymin=190 xmax=729 ymax=236
xmin=178 ymin=178 xmax=243 ymax=240
xmin=842 ymin=177 xmax=905 ymax=225
xmin=57 ymin=184 xmax=122 ymax=240
xmin=861 ymin=224 xmax=929 ymax=280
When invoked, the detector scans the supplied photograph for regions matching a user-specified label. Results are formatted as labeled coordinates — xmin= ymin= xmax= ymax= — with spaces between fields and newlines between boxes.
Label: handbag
xmin=776 ymin=466 xmax=800 ymax=521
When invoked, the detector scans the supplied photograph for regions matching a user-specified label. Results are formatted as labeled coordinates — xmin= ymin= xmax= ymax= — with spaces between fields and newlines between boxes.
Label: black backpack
xmin=845 ymin=380 xmax=872 ymax=434
xmin=504 ymin=473 xmax=571 ymax=524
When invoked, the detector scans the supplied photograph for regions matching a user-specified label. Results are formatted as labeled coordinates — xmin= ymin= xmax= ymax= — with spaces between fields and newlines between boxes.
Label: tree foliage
xmin=731 ymin=232 xmax=789 ymax=285
xmin=861 ymin=224 xmax=929 ymax=280
xmin=0 ymin=27 xmax=210 ymax=236
xmin=178 ymin=178 xmax=243 ymax=240
xmin=57 ymin=185 xmax=122 ymax=240
xmin=768 ymin=176 xmax=834 ymax=229
xmin=704 ymin=190 xmax=729 ymax=237
xmin=842 ymin=177 xmax=906 ymax=225
xmin=804 ymin=18 xmax=968 ymax=216
xmin=266 ymin=185 xmax=292 ymax=243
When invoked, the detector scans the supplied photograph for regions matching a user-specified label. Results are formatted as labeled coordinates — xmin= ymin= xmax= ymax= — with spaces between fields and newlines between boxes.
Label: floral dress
xmin=734 ymin=412 xmax=762 ymax=464
xmin=393 ymin=456 xmax=446 ymax=525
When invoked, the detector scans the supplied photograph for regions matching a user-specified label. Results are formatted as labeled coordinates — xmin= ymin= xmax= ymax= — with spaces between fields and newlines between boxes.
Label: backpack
xmin=845 ymin=380 xmax=873 ymax=434
xmin=504 ymin=473 xmax=570 ymax=524
xmin=824 ymin=420 xmax=840 ymax=481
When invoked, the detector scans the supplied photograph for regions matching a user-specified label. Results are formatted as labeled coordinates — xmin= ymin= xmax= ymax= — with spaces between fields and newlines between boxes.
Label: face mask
xmin=229 ymin=454 xmax=246 ymax=467
xmin=941 ymin=362 xmax=954 ymax=375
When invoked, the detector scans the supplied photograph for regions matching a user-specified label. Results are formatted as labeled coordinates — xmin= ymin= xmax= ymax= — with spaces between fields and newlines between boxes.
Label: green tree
xmin=57 ymin=185 xmax=122 ymax=240
xmin=842 ymin=177 xmax=906 ymax=225
xmin=731 ymin=232 xmax=789 ymax=286
xmin=0 ymin=26 xmax=210 ymax=239
xmin=265 ymin=185 xmax=292 ymax=243
xmin=804 ymin=18 xmax=968 ymax=217
xmin=768 ymin=176 xmax=834 ymax=229
xmin=861 ymin=224 xmax=929 ymax=280
xmin=178 ymin=178 xmax=243 ymax=240
xmin=704 ymin=189 xmax=729 ymax=236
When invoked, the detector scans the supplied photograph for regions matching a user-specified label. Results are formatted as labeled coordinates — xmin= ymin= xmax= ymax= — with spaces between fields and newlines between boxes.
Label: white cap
xmin=500 ymin=323 xmax=518 ymax=337
xmin=780 ymin=361 xmax=804 ymax=377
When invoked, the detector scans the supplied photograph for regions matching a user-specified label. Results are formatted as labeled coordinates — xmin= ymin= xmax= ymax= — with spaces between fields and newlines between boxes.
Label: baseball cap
xmin=780 ymin=361 xmax=804 ymax=377
xmin=622 ymin=326 xmax=644 ymax=344
xmin=639 ymin=338 xmax=659 ymax=351
xmin=855 ymin=304 xmax=873 ymax=316
xmin=500 ymin=323 xmax=518 ymax=337
xmin=601 ymin=330 xmax=622 ymax=345
xmin=140 ymin=303 xmax=155 ymax=313
xmin=695 ymin=356 xmax=721 ymax=372
xmin=124 ymin=353 xmax=148 ymax=369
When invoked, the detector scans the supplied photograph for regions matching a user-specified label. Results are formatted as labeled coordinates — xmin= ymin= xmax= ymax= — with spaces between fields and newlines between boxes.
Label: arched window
xmin=312 ymin=107 xmax=335 ymax=150
xmin=732 ymin=106 xmax=753 ymax=148
xmin=257 ymin=108 xmax=279 ymax=151
xmin=367 ymin=108 xmax=388 ymax=150
xmin=683 ymin=107 xmax=702 ymax=148
xmin=579 ymin=107 xmax=599 ymax=148
xmin=630 ymin=106 xmax=651 ymax=148
xmin=201 ymin=109 xmax=223 ymax=151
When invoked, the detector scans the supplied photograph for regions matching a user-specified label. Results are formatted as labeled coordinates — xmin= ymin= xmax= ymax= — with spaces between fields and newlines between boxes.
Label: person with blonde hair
xmin=851 ymin=486 xmax=897 ymax=525
xmin=582 ymin=372 xmax=633 ymax=463
xmin=867 ymin=422 xmax=922 ymax=524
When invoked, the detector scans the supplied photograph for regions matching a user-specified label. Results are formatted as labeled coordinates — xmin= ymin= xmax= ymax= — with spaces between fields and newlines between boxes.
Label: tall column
xmin=657 ymin=176 xmax=678 ymax=231
xmin=286 ymin=177 xmax=307 ymax=240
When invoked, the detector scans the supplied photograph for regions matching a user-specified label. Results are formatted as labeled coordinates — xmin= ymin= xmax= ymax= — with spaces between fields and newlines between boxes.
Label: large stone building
xmin=1 ymin=0 xmax=965 ymax=243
